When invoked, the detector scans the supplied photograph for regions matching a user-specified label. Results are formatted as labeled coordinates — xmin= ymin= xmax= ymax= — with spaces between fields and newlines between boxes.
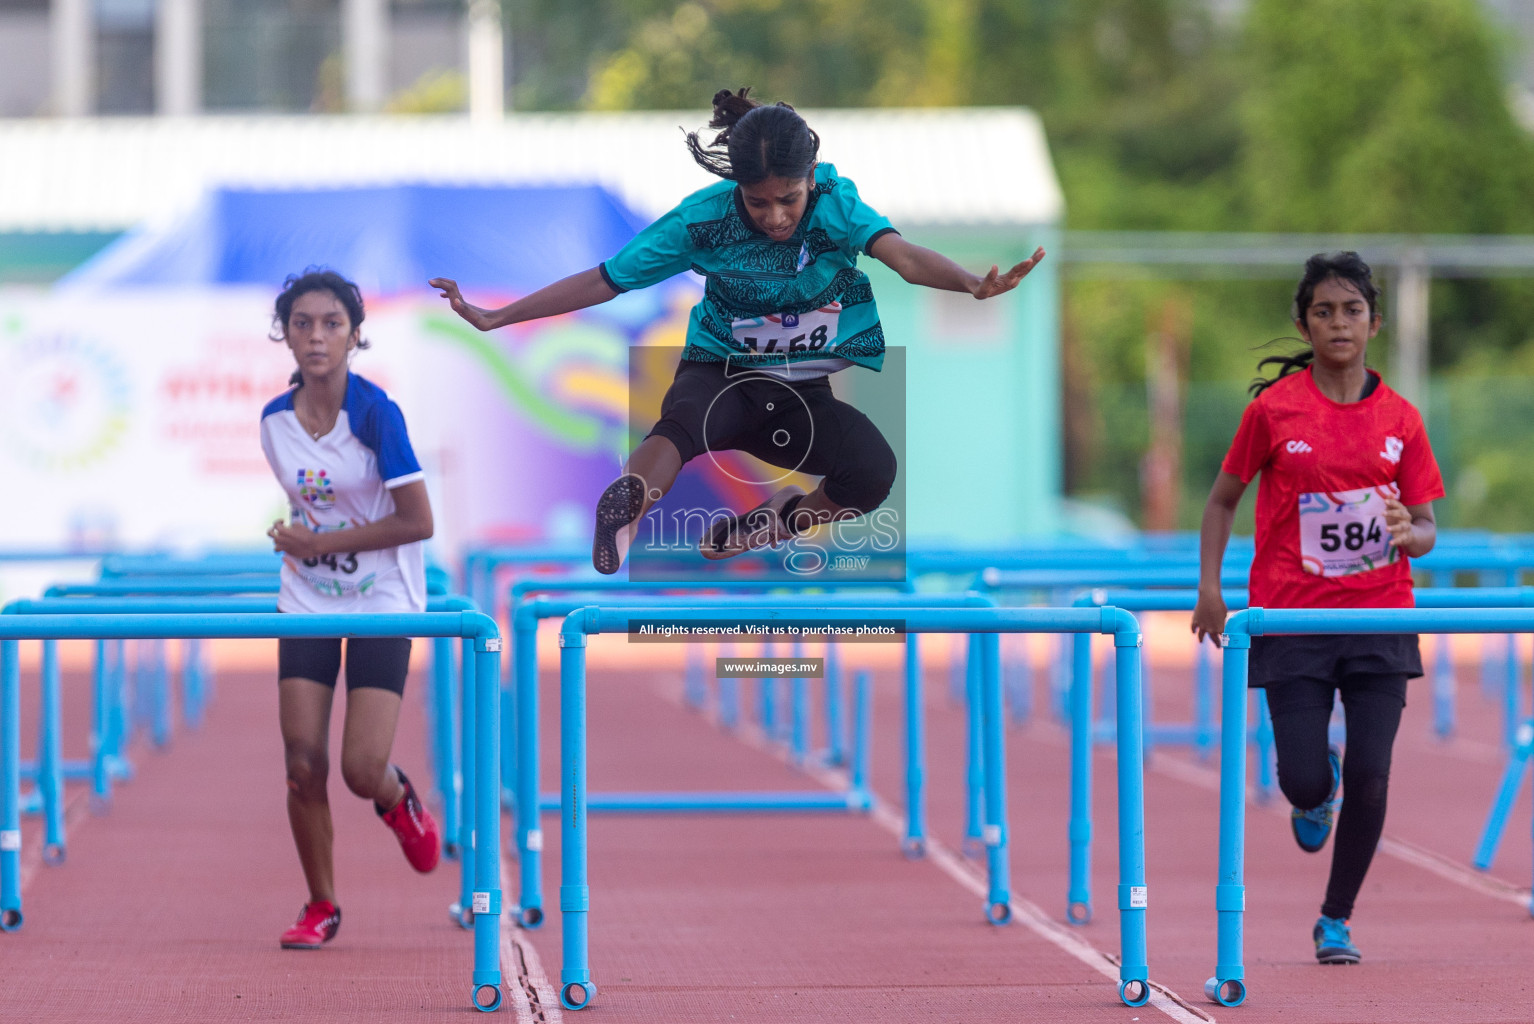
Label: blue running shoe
xmin=1291 ymin=744 xmax=1342 ymax=853
xmin=1313 ymin=915 xmax=1361 ymax=964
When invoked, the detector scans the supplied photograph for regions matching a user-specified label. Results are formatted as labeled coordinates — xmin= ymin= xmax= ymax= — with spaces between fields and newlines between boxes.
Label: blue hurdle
xmin=0 ymin=610 xmax=504 ymax=1013
xmin=40 ymin=573 xmax=467 ymax=845
xmin=504 ymin=590 xmax=995 ymax=930
xmin=1062 ymin=585 xmax=1534 ymax=927
xmin=99 ymin=552 xmax=282 ymax=577
xmin=3 ymin=594 xmax=477 ymax=883
xmin=460 ymin=545 xmax=591 ymax=618
xmin=1209 ymin=606 xmax=1534 ymax=1009
xmin=553 ymin=603 xmax=1153 ymax=1012
xmin=504 ymin=575 xmax=922 ymax=808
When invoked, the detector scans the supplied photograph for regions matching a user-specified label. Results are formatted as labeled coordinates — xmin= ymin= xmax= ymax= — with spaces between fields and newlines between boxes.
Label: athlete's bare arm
xmin=1385 ymin=498 xmax=1436 ymax=558
xmin=269 ymin=480 xmax=434 ymax=559
xmin=868 ymin=233 xmax=1046 ymax=299
xmin=1191 ymin=471 xmax=1248 ymax=643
xmin=428 ymin=267 xmax=619 ymax=332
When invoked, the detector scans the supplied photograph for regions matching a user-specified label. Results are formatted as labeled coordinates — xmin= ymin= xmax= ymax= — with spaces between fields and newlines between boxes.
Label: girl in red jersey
xmin=1191 ymin=252 xmax=1445 ymax=965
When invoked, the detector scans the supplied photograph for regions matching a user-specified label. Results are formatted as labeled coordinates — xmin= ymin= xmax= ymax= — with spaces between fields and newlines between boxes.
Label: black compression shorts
xmin=277 ymin=637 xmax=413 ymax=695
xmin=645 ymin=359 xmax=896 ymax=514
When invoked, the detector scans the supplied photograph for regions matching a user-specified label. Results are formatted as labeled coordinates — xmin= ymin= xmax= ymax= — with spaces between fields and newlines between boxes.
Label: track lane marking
xmin=17 ymin=784 xmax=92 ymax=892
xmin=647 ymin=674 xmax=1214 ymax=1024
xmin=499 ymin=853 xmax=564 ymax=1023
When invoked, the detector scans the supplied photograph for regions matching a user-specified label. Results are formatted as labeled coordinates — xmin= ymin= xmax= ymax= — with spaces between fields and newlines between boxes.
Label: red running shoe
xmin=378 ymin=766 xmax=440 ymax=873
xmin=280 ymin=900 xmax=341 ymax=950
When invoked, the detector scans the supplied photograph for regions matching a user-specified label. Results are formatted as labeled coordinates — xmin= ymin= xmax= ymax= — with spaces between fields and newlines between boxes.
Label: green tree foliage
xmin=1243 ymin=0 xmax=1534 ymax=234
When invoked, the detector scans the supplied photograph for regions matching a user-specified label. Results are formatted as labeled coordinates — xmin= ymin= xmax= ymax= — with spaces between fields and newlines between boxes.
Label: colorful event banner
xmin=0 ymin=284 xmax=695 ymax=558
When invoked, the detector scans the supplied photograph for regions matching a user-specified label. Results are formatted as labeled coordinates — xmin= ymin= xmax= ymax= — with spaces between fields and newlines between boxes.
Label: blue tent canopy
xmin=62 ymin=184 xmax=656 ymax=299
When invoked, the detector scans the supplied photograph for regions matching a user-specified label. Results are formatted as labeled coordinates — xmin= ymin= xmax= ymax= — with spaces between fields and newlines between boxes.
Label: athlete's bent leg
xmin=593 ymin=434 xmax=683 ymax=574
xmin=339 ymin=686 xmax=404 ymax=806
xmin=1263 ymin=678 xmax=1337 ymax=813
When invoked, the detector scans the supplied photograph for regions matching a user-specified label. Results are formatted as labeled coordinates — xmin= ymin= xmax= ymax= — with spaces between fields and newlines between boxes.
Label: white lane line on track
xmin=497 ymin=858 xmax=564 ymax=1024
xmin=17 ymin=785 xmax=91 ymax=892
xmin=1142 ymin=745 xmax=1533 ymax=909
xmin=499 ymin=854 xmax=564 ymax=1024
xmin=648 ymin=677 xmax=1215 ymax=1024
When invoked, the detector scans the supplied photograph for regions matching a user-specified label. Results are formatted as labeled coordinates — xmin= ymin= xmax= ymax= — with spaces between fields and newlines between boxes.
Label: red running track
xmin=6 ymin=642 xmax=1533 ymax=1022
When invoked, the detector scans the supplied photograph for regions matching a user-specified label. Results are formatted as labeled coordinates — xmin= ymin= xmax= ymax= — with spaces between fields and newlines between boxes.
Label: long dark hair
xmin=684 ymin=87 xmax=820 ymax=184
xmin=1249 ymin=251 xmax=1382 ymax=397
xmin=269 ymin=267 xmax=369 ymax=387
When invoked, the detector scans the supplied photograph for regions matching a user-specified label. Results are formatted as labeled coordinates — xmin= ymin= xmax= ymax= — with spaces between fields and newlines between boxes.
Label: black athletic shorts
xmin=645 ymin=358 xmax=896 ymax=513
xmin=1248 ymin=633 xmax=1422 ymax=689
xmin=277 ymin=637 xmax=413 ymax=695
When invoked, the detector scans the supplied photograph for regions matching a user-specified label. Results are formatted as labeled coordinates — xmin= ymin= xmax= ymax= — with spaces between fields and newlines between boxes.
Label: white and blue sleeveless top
xmin=259 ymin=372 xmax=426 ymax=614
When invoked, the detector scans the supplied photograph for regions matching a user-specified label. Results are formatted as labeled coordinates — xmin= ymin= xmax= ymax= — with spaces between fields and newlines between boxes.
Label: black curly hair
xmin=1250 ymin=251 xmax=1382 ymax=397
xmin=269 ymin=267 xmax=370 ymax=387
xmin=684 ymin=87 xmax=820 ymax=184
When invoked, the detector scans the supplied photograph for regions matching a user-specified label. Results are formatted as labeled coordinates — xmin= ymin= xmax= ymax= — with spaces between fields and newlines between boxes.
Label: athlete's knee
xmin=1276 ymin=762 xmax=1332 ymax=811
xmin=825 ymin=433 xmax=897 ymax=515
xmin=340 ymin=751 xmax=391 ymax=801
xmin=284 ymin=744 xmax=328 ymax=800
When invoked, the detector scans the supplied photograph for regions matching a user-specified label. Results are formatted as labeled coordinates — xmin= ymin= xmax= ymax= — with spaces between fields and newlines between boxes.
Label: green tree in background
xmin=1242 ymin=0 xmax=1534 ymax=234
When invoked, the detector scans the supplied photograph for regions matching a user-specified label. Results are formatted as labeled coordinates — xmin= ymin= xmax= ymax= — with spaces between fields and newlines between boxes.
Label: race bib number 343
xmin=1298 ymin=485 xmax=1399 ymax=577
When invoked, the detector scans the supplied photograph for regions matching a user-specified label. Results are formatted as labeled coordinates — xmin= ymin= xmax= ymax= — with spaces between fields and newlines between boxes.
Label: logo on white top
xmin=1286 ymin=440 xmax=1313 ymax=454
xmin=1380 ymin=436 xmax=1403 ymax=464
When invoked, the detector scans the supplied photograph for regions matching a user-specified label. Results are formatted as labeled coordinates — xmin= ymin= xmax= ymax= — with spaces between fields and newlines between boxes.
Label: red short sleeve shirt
xmin=1221 ymin=368 xmax=1445 ymax=609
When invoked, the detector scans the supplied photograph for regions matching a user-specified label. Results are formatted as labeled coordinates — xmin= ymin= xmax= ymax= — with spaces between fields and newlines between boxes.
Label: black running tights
xmin=1265 ymin=673 xmax=1407 ymax=920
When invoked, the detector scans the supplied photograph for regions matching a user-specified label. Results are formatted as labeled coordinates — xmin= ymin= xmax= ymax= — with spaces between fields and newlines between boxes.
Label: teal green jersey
xmin=599 ymin=163 xmax=897 ymax=373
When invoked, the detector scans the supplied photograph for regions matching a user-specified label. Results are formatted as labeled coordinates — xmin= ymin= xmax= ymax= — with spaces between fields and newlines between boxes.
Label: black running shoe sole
xmin=1316 ymin=951 xmax=1360 ymax=965
xmin=593 ymin=475 xmax=645 ymax=575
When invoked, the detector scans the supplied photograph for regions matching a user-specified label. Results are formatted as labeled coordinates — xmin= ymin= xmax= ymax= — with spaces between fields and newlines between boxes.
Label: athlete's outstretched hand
xmin=268 ymin=519 xmax=321 ymax=561
xmin=428 ymin=277 xmax=497 ymax=332
xmin=1383 ymin=497 xmax=1414 ymax=549
xmin=970 ymin=247 xmax=1046 ymax=300
xmin=1190 ymin=589 xmax=1228 ymax=646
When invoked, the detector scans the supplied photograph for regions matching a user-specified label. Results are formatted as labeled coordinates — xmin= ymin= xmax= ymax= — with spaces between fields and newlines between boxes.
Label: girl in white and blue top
xmin=260 ymin=269 xmax=441 ymax=952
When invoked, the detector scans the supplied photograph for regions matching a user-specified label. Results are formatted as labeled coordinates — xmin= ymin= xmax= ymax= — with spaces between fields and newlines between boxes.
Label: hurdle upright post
xmin=514 ymin=609 xmax=544 ymax=927
xmin=557 ymin=618 xmax=594 ymax=1010
xmin=430 ymin=636 xmax=458 ymax=857
xmin=1208 ymin=628 xmax=1251 ymax=1007
xmin=902 ymin=633 xmax=926 ymax=855
xmin=38 ymin=641 xmax=64 ymax=863
xmin=0 ymin=640 xmax=20 ymax=930
xmin=979 ymin=632 xmax=1012 ymax=924
xmin=91 ymin=639 xmax=111 ymax=805
xmin=1067 ymin=628 xmax=1094 ymax=924
xmin=470 ymin=631 xmax=504 ymax=1011
xmin=1112 ymin=620 xmax=1150 ymax=1006
xmin=963 ymin=633 xmax=984 ymax=853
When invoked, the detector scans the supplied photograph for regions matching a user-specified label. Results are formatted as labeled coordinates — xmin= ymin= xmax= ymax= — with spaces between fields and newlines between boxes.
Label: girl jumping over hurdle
xmin=1191 ymin=252 xmax=1444 ymax=964
xmin=430 ymin=87 xmax=1045 ymax=574
xmin=261 ymin=268 xmax=441 ymax=950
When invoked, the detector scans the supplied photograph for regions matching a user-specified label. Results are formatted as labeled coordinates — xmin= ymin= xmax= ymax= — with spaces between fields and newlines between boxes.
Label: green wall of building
xmin=857 ymin=223 xmax=1061 ymax=543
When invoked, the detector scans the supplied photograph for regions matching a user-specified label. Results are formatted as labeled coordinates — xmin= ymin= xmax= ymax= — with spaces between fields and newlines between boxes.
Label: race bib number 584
xmin=1298 ymin=485 xmax=1399 ymax=577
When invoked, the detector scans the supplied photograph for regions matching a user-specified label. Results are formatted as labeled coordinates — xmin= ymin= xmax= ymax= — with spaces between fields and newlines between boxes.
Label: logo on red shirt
xmin=1380 ymin=436 xmax=1403 ymax=464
